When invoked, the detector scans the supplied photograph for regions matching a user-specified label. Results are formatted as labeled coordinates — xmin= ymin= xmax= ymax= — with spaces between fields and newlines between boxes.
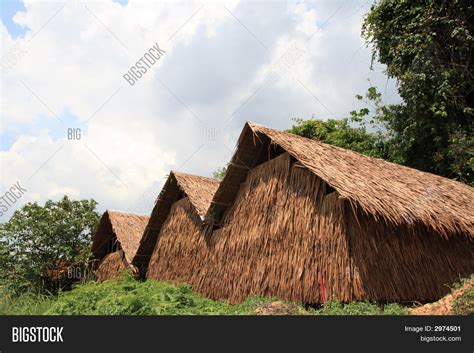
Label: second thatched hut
xmin=133 ymin=171 xmax=219 ymax=284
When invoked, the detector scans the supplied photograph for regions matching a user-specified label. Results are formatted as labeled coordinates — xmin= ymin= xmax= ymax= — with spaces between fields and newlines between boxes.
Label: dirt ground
xmin=409 ymin=278 xmax=473 ymax=315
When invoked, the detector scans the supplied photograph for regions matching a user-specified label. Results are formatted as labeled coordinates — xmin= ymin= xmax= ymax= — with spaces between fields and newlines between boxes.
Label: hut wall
xmin=95 ymin=251 xmax=129 ymax=281
xmin=195 ymin=152 xmax=351 ymax=303
xmin=146 ymin=197 xmax=211 ymax=283
xmin=349 ymin=209 xmax=474 ymax=302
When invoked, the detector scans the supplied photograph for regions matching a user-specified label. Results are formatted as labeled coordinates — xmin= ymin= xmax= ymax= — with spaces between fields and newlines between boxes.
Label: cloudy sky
xmin=0 ymin=0 xmax=400 ymax=219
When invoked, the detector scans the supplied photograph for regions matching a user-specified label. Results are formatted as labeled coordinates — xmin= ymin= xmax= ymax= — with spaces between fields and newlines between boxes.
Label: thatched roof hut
xmin=133 ymin=171 xmax=219 ymax=278
xmin=198 ymin=122 xmax=473 ymax=303
xmin=91 ymin=210 xmax=149 ymax=280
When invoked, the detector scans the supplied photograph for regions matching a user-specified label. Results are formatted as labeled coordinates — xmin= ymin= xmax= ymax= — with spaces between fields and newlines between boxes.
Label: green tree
xmin=350 ymin=85 xmax=409 ymax=165
xmin=287 ymin=114 xmax=387 ymax=159
xmin=213 ymin=167 xmax=227 ymax=180
xmin=0 ymin=196 xmax=100 ymax=293
xmin=0 ymin=239 xmax=16 ymax=284
xmin=362 ymin=0 xmax=473 ymax=184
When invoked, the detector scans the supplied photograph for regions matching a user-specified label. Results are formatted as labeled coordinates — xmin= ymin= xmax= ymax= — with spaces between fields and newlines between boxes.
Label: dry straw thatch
xmin=94 ymin=251 xmax=131 ymax=281
xmin=197 ymin=122 xmax=473 ymax=303
xmin=146 ymin=197 xmax=212 ymax=283
xmin=134 ymin=172 xmax=219 ymax=271
xmin=208 ymin=122 xmax=474 ymax=239
xmin=91 ymin=210 xmax=149 ymax=280
xmin=197 ymin=153 xmax=352 ymax=302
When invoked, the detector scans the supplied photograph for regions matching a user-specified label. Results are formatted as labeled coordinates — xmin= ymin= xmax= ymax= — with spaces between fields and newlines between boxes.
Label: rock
xmin=254 ymin=301 xmax=300 ymax=315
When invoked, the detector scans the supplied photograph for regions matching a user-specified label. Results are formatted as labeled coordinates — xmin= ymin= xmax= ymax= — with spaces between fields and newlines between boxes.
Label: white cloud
xmin=0 ymin=0 xmax=400 ymax=220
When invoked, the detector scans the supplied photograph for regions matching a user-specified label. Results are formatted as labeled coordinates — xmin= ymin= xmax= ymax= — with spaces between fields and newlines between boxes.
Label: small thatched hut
xmin=133 ymin=171 xmax=219 ymax=283
xmin=91 ymin=210 xmax=149 ymax=281
xmin=199 ymin=122 xmax=473 ymax=304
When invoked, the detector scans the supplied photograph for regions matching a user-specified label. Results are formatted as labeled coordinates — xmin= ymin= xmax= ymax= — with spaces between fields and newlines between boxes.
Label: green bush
xmin=43 ymin=273 xmax=275 ymax=315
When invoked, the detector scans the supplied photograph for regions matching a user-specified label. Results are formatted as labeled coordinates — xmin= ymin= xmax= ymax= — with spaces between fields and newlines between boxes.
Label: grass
xmin=1 ymin=272 xmax=408 ymax=315
xmin=0 ymin=285 xmax=54 ymax=315
xmin=309 ymin=301 xmax=407 ymax=315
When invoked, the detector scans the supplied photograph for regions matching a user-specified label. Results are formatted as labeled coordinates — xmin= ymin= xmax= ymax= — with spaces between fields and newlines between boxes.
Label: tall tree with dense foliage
xmin=0 ymin=196 xmax=100 ymax=293
xmin=288 ymin=85 xmax=408 ymax=164
xmin=287 ymin=117 xmax=385 ymax=158
xmin=362 ymin=0 xmax=473 ymax=184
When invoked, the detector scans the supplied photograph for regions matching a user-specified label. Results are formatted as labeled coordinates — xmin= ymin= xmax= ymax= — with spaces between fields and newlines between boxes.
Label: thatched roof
xmin=91 ymin=210 xmax=150 ymax=264
xmin=134 ymin=171 xmax=220 ymax=264
xmin=173 ymin=172 xmax=220 ymax=217
xmin=207 ymin=122 xmax=474 ymax=238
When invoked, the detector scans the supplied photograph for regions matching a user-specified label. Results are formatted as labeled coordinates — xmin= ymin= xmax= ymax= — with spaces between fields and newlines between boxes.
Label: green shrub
xmin=43 ymin=274 xmax=273 ymax=315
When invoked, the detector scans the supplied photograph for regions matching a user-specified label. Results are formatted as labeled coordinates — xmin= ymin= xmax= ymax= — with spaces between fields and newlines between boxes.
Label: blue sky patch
xmin=113 ymin=0 xmax=128 ymax=7
xmin=1 ymin=0 xmax=29 ymax=38
xmin=0 ymin=109 xmax=86 ymax=151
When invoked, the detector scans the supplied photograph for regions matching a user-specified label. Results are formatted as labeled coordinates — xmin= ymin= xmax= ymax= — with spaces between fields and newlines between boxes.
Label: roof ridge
xmin=171 ymin=170 xmax=219 ymax=182
xmin=105 ymin=209 xmax=150 ymax=218
xmin=248 ymin=122 xmax=473 ymax=189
